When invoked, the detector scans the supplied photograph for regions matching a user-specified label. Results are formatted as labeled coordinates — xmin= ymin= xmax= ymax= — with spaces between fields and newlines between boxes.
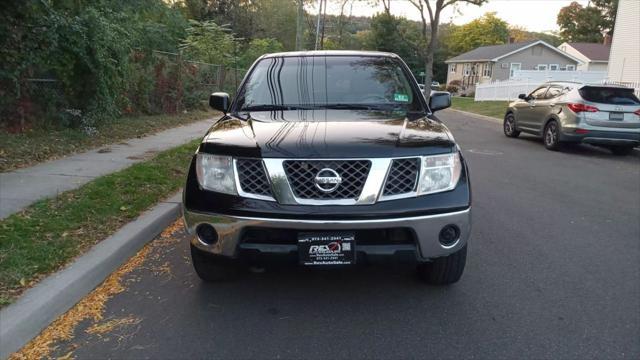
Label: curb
xmin=0 ymin=193 xmax=182 ymax=359
xmin=446 ymin=108 xmax=502 ymax=124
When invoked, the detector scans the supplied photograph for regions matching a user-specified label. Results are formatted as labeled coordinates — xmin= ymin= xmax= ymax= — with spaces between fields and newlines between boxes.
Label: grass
xmin=0 ymin=110 xmax=215 ymax=172
xmin=0 ymin=139 xmax=200 ymax=307
xmin=451 ymin=97 xmax=509 ymax=119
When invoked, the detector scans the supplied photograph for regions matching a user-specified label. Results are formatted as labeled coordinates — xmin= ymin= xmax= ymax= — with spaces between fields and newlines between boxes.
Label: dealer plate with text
xmin=298 ymin=232 xmax=355 ymax=265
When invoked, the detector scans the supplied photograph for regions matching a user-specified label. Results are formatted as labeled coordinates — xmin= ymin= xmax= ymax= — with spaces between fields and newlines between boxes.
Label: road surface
xmin=41 ymin=110 xmax=640 ymax=359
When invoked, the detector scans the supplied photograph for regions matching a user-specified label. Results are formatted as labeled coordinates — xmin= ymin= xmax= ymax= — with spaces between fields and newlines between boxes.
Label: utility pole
xmin=320 ymin=0 xmax=327 ymax=49
xmin=314 ymin=0 xmax=322 ymax=50
xmin=295 ymin=0 xmax=304 ymax=50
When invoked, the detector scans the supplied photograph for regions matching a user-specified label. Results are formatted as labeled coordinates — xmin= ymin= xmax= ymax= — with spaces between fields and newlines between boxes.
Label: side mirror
xmin=429 ymin=91 xmax=452 ymax=112
xmin=209 ymin=92 xmax=230 ymax=112
xmin=518 ymin=93 xmax=528 ymax=100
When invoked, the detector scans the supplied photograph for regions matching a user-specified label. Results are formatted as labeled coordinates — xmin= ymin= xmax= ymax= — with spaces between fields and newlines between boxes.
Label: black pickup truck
xmin=183 ymin=51 xmax=471 ymax=285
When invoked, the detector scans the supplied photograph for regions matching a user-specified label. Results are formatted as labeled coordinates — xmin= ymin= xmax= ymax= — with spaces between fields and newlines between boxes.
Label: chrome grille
xmin=383 ymin=158 xmax=420 ymax=196
xmin=283 ymin=160 xmax=371 ymax=200
xmin=236 ymin=159 xmax=273 ymax=197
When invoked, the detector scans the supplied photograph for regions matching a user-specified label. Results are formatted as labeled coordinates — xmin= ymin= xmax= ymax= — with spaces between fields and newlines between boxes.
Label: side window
xmin=544 ymin=86 xmax=563 ymax=99
xmin=529 ymin=87 xmax=548 ymax=100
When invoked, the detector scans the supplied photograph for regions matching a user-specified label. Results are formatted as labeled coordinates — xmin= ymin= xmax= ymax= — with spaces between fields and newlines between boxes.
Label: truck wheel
xmin=543 ymin=120 xmax=561 ymax=151
xmin=190 ymin=244 xmax=241 ymax=282
xmin=417 ymin=245 xmax=467 ymax=285
xmin=503 ymin=113 xmax=520 ymax=138
xmin=609 ymin=146 xmax=634 ymax=156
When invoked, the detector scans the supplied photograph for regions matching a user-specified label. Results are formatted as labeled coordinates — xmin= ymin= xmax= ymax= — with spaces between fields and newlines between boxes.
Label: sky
xmin=310 ymin=0 xmax=591 ymax=33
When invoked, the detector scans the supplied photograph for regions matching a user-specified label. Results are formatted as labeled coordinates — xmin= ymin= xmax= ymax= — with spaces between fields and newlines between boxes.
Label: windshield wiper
xmin=240 ymin=104 xmax=313 ymax=111
xmin=320 ymin=103 xmax=405 ymax=111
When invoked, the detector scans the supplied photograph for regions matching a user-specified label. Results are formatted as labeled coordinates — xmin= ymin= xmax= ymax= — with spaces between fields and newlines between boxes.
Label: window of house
xmin=463 ymin=63 xmax=471 ymax=76
xmin=449 ymin=64 xmax=456 ymax=73
xmin=536 ymin=64 xmax=548 ymax=71
xmin=549 ymin=64 xmax=559 ymax=71
xmin=509 ymin=63 xmax=521 ymax=78
xmin=566 ymin=64 xmax=576 ymax=71
xmin=482 ymin=63 xmax=492 ymax=77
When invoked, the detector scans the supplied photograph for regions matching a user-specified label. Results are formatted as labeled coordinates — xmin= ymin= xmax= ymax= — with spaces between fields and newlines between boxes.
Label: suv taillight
xmin=567 ymin=103 xmax=599 ymax=113
xmin=634 ymin=109 xmax=640 ymax=117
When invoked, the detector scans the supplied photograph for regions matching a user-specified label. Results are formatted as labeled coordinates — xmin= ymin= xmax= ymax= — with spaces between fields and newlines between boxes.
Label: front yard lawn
xmin=0 ymin=139 xmax=200 ymax=307
xmin=451 ymin=97 xmax=508 ymax=119
xmin=0 ymin=110 xmax=215 ymax=172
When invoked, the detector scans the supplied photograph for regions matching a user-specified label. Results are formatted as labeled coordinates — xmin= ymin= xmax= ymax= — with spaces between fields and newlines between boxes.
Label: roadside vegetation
xmin=0 ymin=110 xmax=214 ymax=172
xmin=451 ymin=97 xmax=509 ymax=119
xmin=0 ymin=139 xmax=199 ymax=307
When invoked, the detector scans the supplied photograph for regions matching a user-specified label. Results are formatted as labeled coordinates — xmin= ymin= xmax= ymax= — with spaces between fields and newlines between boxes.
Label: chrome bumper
xmin=183 ymin=208 xmax=471 ymax=261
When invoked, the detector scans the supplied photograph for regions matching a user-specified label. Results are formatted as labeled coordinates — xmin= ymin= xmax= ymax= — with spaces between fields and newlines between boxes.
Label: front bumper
xmin=183 ymin=208 xmax=471 ymax=262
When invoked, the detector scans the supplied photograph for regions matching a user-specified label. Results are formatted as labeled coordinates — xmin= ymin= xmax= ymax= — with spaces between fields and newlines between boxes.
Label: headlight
xmin=195 ymin=154 xmax=237 ymax=194
xmin=418 ymin=153 xmax=462 ymax=195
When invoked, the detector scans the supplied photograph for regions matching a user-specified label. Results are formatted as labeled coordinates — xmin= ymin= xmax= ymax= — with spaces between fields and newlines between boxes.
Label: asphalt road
xmin=49 ymin=110 xmax=640 ymax=359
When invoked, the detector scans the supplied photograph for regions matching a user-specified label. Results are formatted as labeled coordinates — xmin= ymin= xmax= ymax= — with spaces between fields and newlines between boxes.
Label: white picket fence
xmin=475 ymin=80 xmax=540 ymax=101
xmin=475 ymin=71 xmax=639 ymax=101
xmin=511 ymin=70 xmax=607 ymax=83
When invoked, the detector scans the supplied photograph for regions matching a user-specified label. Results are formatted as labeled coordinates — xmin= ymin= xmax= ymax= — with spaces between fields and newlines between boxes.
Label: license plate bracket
xmin=298 ymin=232 xmax=355 ymax=265
xmin=609 ymin=112 xmax=624 ymax=121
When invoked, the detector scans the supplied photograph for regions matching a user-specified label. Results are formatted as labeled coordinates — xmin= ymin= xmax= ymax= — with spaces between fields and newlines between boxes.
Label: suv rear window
xmin=579 ymin=87 xmax=640 ymax=105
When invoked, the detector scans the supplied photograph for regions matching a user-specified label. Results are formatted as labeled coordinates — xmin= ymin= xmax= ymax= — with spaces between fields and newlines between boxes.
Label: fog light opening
xmin=196 ymin=224 xmax=218 ymax=245
xmin=439 ymin=224 xmax=460 ymax=247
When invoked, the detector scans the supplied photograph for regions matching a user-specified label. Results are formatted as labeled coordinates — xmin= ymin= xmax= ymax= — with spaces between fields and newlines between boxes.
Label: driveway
xmin=43 ymin=110 xmax=640 ymax=359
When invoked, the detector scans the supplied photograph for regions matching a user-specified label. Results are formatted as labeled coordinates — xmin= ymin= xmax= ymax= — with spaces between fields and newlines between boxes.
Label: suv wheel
xmin=190 ymin=244 xmax=241 ymax=282
xmin=543 ymin=120 xmax=561 ymax=151
xmin=608 ymin=145 xmax=635 ymax=156
xmin=416 ymin=245 xmax=467 ymax=285
xmin=503 ymin=113 xmax=520 ymax=138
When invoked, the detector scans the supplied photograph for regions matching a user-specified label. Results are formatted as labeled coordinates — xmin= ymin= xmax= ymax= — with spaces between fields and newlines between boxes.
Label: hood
xmin=200 ymin=109 xmax=455 ymax=158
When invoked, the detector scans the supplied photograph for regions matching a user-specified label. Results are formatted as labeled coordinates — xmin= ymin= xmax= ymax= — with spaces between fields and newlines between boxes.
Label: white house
xmin=607 ymin=0 xmax=640 ymax=83
xmin=558 ymin=42 xmax=610 ymax=72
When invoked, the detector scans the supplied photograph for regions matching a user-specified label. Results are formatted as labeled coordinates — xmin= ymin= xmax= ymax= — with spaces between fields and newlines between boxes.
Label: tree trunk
xmin=424 ymin=17 xmax=439 ymax=99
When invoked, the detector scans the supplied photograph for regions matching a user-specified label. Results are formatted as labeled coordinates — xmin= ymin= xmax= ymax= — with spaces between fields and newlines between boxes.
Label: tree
xmin=361 ymin=13 xmax=423 ymax=72
xmin=509 ymin=25 xmax=562 ymax=46
xmin=557 ymin=0 xmax=618 ymax=42
xmin=407 ymin=0 xmax=486 ymax=96
xmin=591 ymin=0 xmax=618 ymax=37
xmin=239 ymin=38 xmax=284 ymax=69
xmin=448 ymin=12 xmax=509 ymax=55
xmin=180 ymin=20 xmax=236 ymax=66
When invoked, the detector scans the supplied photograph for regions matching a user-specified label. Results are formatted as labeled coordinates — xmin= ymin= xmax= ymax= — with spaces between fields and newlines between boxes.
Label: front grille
xmin=236 ymin=159 xmax=273 ymax=197
xmin=383 ymin=158 xmax=420 ymax=196
xmin=283 ymin=160 xmax=371 ymax=200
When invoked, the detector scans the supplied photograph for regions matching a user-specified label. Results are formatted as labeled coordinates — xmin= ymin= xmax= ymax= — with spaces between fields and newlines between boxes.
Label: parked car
xmin=503 ymin=81 xmax=640 ymax=155
xmin=431 ymin=81 xmax=440 ymax=90
xmin=182 ymin=51 xmax=471 ymax=285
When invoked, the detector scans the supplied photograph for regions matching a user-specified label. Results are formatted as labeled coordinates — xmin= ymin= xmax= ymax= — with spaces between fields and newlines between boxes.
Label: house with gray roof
xmin=445 ymin=40 xmax=582 ymax=92
xmin=558 ymin=42 xmax=610 ymax=72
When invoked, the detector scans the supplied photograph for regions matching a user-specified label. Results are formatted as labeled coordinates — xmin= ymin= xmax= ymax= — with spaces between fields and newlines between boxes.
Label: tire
xmin=543 ymin=120 xmax=561 ymax=151
xmin=503 ymin=113 xmax=520 ymax=138
xmin=416 ymin=245 xmax=467 ymax=285
xmin=609 ymin=146 xmax=635 ymax=156
xmin=190 ymin=244 xmax=241 ymax=282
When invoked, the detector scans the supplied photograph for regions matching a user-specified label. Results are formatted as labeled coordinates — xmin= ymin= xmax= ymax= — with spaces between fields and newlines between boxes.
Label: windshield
xmin=235 ymin=56 xmax=424 ymax=112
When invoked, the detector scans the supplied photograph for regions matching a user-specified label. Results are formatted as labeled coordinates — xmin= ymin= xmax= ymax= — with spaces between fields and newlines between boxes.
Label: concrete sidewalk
xmin=0 ymin=118 xmax=214 ymax=219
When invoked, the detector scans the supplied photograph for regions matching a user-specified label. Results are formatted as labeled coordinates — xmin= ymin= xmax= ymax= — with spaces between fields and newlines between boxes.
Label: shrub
xmin=446 ymin=85 xmax=459 ymax=93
